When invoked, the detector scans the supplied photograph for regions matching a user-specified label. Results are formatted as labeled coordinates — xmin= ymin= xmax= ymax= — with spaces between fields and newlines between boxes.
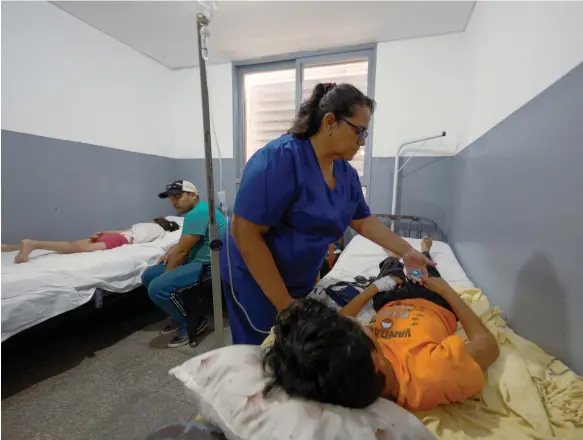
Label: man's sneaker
xmin=167 ymin=317 xmax=209 ymax=349
xmin=160 ymin=320 xmax=181 ymax=335
xmin=192 ymin=316 xmax=209 ymax=338
xmin=167 ymin=326 xmax=190 ymax=348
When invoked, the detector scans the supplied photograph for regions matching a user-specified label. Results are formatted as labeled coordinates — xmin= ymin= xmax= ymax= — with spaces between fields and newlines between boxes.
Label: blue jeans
xmin=142 ymin=261 xmax=204 ymax=326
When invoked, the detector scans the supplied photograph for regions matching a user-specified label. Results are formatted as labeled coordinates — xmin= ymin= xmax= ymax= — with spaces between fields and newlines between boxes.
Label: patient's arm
xmin=422 ymin=277 xmax=500 ymax=371
xmin=340 ymin=276 xmax=400 ymax=318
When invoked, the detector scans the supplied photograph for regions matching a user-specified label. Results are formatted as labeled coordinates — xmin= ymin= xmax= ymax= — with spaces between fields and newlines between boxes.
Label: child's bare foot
xmin=420 ymin=236 xmax=433 ymax=253
xmin=14 ymin=239 xmax=36 ymax=263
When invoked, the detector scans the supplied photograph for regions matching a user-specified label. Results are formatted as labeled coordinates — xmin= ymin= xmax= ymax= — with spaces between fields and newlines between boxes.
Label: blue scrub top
xmin=220 ymin=135 xmax=371 ymax=300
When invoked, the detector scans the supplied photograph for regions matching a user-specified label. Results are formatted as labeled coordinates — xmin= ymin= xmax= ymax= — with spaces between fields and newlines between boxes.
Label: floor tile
xmin=0 ymin=424 xmax=64 ymax=440
xmin=1 ymin=371 xmax=114 ymax=438
xmin=1 ymin=294 xmax=228 ymax=440
xmin=49 ymin=387 xmax=153 ymax=440
xmin=75 ymin=338 xmax=158 ymax=380
xmin=115 ymin=349 xmax=192 ymax=393
xmin=96 ymin=391 xmax=199 ymax=440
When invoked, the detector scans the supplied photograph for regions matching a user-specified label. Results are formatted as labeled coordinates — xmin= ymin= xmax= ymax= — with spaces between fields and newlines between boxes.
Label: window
xmin=243 ymin=69 xmax=296 ymax=163
xmin=236 ymin=48 xmax=375 ymax=198
xmin=302 ymin=61 xmax=369 ymax=177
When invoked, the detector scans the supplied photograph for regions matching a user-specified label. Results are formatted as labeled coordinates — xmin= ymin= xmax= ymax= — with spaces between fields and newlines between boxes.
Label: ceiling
xmin=52 ymin=1 xmax=475 ymax=69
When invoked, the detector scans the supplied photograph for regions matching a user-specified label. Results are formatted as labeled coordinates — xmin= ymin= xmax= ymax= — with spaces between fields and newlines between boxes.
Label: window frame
xmin=233 ymin=45 xmax=376 ymax=200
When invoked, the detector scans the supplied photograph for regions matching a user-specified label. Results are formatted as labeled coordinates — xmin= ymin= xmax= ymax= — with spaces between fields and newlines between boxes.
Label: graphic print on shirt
xmin=369 ymin=304 xmax=423 ymax=340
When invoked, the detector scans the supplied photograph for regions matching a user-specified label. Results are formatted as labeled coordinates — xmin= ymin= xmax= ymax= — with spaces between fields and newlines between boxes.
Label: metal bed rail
xmin=374 ymin=214 xmax=448 ymax=243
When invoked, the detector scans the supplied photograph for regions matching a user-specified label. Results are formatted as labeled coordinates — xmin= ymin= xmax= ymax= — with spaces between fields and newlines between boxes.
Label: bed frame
xmin=374 ymin=214 xmax=448 ymax=243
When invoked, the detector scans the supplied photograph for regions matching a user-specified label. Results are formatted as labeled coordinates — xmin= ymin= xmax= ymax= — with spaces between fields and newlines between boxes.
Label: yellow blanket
xmin=417 ymin=288 xmax=583 ymax=440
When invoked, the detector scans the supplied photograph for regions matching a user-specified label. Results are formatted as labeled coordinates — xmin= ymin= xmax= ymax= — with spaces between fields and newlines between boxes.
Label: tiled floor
xmin=1 ymin=289 xmax=230 ymax=440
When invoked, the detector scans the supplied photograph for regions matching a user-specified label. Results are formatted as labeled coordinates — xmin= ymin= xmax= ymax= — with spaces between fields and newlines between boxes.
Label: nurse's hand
xmin=402 ymin=248 xmax=434 ymax=283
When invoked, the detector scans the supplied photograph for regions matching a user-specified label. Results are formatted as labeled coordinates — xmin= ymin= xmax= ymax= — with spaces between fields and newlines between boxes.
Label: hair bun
xmin=323 ymin=82 xmax=336 ymax=92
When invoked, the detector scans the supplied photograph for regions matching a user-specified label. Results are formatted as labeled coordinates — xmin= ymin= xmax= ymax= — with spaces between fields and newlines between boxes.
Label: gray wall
xmin=174 ymin=158 xmax=238 ymax=213
xmin=368 ymin=157 xmax=453 ymax=237
xmin=449 ymin=62 xmax=583 ymax=373
xmin=175 ymin=156 xmax=454 ymax=232
xmin=1 ymin=131 xmax=176 ymax=243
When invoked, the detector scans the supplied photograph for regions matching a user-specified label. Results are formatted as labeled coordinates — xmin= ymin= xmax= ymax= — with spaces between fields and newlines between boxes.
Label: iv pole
xmin=196 ymin=10 xmax=224 ymax=348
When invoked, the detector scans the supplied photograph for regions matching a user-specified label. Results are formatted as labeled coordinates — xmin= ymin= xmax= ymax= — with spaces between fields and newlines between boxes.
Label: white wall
xmin=461 ymin=1 xmax=583 ymax=149
xmin=5 ymin=2 xmax=581 ymax=160
xmin=1 ymin=1 xmax=172 ymax=157
xmin=372 ymin=33 xmax=466 ymax=157
xmin=169 ymin=64 xmax=234 ymax=159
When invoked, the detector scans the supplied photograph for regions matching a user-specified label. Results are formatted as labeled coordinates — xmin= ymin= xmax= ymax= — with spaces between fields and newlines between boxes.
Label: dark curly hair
xmin=287 ymin=83 xmax=376 ymax=140
xmin=262 ymin=298 xmax=385 ymax=408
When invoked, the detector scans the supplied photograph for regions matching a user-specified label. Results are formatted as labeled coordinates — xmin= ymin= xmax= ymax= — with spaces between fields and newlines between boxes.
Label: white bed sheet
xmin=310 ymin=235 xmax=474 ymax=322
xmin=1 ymin=217 xmax=183 ymax=341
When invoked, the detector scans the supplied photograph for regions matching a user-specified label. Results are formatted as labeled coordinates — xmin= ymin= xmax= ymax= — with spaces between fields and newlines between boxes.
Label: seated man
xmin=142 ymin=180 xmax=226 ymax=348
xmin=262 ymin=237 xmax=499 ymax=411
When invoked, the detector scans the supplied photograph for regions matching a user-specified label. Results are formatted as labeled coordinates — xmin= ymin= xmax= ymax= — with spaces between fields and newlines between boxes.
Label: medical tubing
xmin=204 ymin=45 xmax=269 ymax=336
xmin=224 ymin=215 xmax=271 ymax=335
xmin=209 ymin=104 xmax=223 ymax=192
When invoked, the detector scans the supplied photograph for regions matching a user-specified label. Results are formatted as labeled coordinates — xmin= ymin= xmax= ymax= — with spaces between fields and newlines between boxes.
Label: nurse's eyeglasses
xmin=338 ymin=118 xmax=369 ymax=143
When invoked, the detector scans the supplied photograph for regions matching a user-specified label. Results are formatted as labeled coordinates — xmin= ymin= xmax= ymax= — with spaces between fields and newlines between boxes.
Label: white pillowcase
xmin=165 ymin=215 xmax=185 ymax=226
xmin=169 ymin=344 xmax=435 ymax=440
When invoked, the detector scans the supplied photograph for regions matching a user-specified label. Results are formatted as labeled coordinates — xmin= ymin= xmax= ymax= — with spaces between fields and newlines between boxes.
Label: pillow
xmin=169 ymin=345 xmax=435 ymax=440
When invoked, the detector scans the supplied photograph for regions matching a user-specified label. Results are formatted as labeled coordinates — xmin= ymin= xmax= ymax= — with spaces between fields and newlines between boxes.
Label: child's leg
xmin=420 ymin=237 xmax=442 ymax=278
xmin=377 ymin=256 xmax=407 ymax=283
xmin=14 ymin=239 xmax=106 ymax=263
xmin=2 ymin=244 xmax=20 ymax=252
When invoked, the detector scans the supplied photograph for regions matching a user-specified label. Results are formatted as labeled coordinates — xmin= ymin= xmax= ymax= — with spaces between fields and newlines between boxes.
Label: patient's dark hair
xmin=262 ymin=298 xmax=384 ymax=408
xmin=152 ymin=217 xmax=180 ymax=232
xmin=287 ymin=83 xmax=376 ymax=140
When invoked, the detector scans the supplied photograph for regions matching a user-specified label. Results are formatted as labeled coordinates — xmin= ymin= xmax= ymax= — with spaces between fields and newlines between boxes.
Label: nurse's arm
xmin=231 ymin=214 xmax=294 ymax=312
xmin=350 ymin=216 xmax=413 ymax=257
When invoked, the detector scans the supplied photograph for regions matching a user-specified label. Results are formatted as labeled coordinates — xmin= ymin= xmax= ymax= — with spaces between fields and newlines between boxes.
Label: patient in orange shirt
xmin=262 ymin=237 xmax=500 ymax=411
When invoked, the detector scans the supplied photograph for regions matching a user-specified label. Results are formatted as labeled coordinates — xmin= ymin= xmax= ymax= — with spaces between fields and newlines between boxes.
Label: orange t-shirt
xmin=370 ymin=298 xmax=484 ymax=411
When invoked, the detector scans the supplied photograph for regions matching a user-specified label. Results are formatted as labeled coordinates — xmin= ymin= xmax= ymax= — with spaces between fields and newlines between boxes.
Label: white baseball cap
xmin=158 ymin=180 xmax=198 ymax=199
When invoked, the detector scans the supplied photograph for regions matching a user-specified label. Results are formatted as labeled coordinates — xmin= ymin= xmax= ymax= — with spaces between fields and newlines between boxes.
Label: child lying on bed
xmin=3 ymin=218 xmax=180 ymax=264
xmin=262 ymin=237 xmax=500 ymax=411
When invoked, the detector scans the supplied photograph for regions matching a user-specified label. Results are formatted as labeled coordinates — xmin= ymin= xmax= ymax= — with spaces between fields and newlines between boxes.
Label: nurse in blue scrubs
xmin=220 ymin=82 xmax=433 ymax=344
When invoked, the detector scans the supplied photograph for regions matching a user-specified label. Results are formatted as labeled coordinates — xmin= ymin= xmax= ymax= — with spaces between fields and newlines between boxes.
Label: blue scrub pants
xmin=142 ymin=261 xmax=204 ymax=326
xmin=221 ymin=280 xmax=277 ymax=345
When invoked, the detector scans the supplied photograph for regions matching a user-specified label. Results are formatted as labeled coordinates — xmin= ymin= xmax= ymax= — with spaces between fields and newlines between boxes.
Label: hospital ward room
xmin=2 ymin=1 xmax=583 ymax=439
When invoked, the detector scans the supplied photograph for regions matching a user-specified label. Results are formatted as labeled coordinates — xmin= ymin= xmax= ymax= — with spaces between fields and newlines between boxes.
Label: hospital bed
xmin=312 ymin=214 xmax=473 ymax=325
xmin=1 ymin=216 xmax=184 ymax=342
xmin=310 ymin=214 xmax=583 ymax=440
xmin=162 ymin=214 xmax=581 ymax=439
